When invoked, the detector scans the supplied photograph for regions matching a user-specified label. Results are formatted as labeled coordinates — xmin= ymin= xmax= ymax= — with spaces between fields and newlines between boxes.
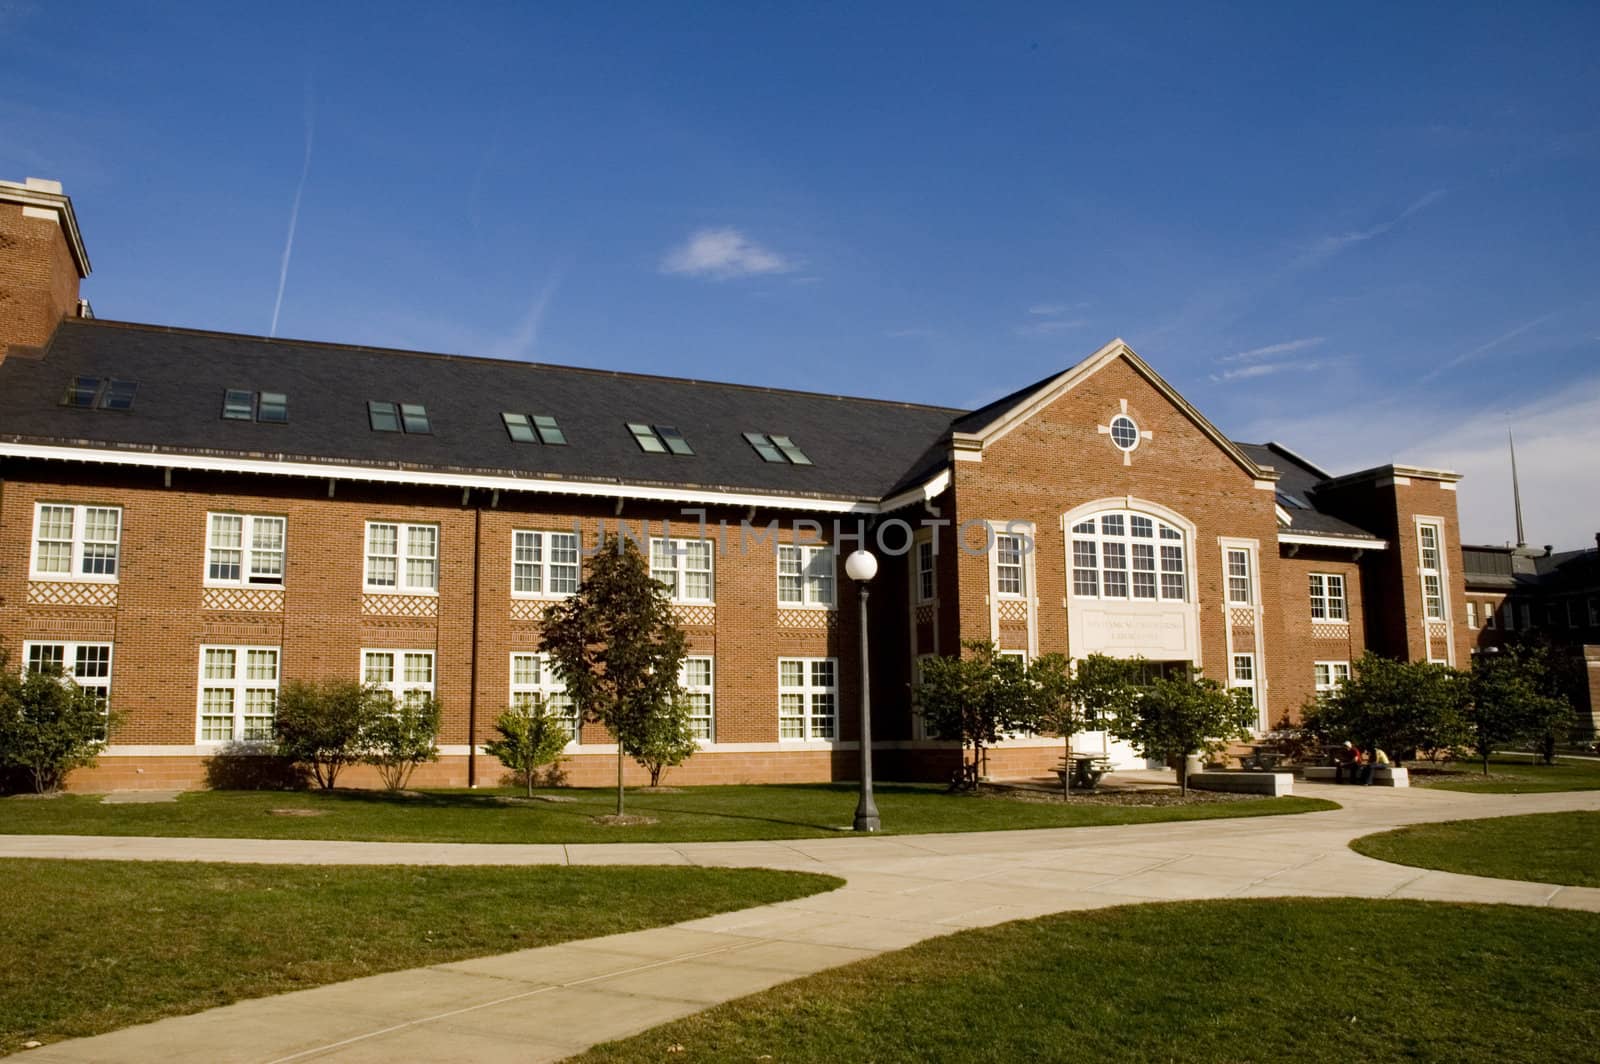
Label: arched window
xmin=1070 ymin=510 xmax=1188 ymax=602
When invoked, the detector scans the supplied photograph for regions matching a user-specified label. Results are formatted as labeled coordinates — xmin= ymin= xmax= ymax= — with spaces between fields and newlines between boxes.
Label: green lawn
xmin=574 ymin=899 xmax=1600 ymax=1064
xmin=0 ymin=784 xmax=1336 ymax=843
xmin=0 ymin=860 xmax=838 ymax=1056
xmin=1352 ymin=811 xmax=1600 ymax=887
xmin=1411 ymin=755 xmax=1600 ymax=793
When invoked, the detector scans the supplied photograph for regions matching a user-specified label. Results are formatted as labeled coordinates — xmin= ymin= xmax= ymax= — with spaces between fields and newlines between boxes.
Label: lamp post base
xmin=852 ymin=810 xmax=881 ymax=833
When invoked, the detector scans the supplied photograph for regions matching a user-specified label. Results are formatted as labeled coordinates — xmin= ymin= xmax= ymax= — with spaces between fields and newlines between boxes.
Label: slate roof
xmin=1234 ymin=442 xmax=1386 ymax=542
xmin=0 ymin=319 xmax=963 ymax=504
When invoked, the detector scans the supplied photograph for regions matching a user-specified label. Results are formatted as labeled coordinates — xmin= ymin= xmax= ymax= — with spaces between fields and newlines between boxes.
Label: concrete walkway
xmin=9 ymin=783 xmax=1600 ymax=1063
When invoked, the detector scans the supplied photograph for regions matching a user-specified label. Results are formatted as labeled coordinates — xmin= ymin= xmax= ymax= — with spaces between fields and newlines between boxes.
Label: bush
xmin=1303 ymin=652 xmax=1468 ymax=761
xmin=1112 ymin=672 xmax=1254 ymax=794
xmin=362 ymin=694 xmax=441 ymax=791
xmin=0 ymin=656 xmax=115 ymax=794
xmin=273 ymin=679 xmax=387 ymax=789
xmin=628 ymin=695 xmax=699 ymax=787
xmin=484 ymin=702 xmax=570 ymax=797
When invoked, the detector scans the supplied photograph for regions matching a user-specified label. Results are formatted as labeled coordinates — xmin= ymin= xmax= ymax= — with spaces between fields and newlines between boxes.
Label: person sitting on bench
xmin=1335 ymin=741 xmax=1362 ymax=784
xmin=1358 ymin=746 xmax=1391 ymax=786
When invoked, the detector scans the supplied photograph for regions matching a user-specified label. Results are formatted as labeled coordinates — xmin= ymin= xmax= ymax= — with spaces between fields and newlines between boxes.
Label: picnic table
xmin=1055 ymin=753 xmax=1113 ymax=792
xmin=1238 ymin=745 xmax=1285 ymax=771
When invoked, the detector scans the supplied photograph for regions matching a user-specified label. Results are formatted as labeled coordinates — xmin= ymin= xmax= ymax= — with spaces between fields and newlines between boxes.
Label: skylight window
xmin=627 ymin=423 xmax=692 ymax=455
xmin=503 ymin=413 xmax=567 ymax=445
xmin=62 ymin=376 xmax=101 ymax=408
xmin=369 ymin=401 xmax=431 ymax=434
xmin=1276 ymin=490 xmax=1310 ymax=509
xmin=744 ymin=433 xmax=813 ymax=465
xmin=257 ymin=393 xmax=288 ymax=423
xmin=98 ymin=380 xmax=138 ymax=411
xmin=222 ymin=390 xmax=255 ymax=420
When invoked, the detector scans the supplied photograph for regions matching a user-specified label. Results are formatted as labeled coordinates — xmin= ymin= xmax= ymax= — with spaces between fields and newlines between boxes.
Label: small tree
xmin=1114 ymin=672 xmax=1254 ymax=795
xmin=1028 ymin=653 xmax=1139 ymax=794
xmin=1468 ymin=645 xmax=1575 ymax=775
xmin=1304 ymin=653 xmax=1468 ymax=762
xmin=273 ymin=678 xmax=386 ymax=789
xmin=0 ymin=653 xmax=115 ymax=794
xmin=630 ymin=695 xmax=699 ymax=787
xmin=362 ymin=693 xmax=441 ymax=791
xmin=541 ymin=535 xmax=689 ymax=816
xmin=918 ymin=641 xmax=1034 ymax=784
xmin=484 ymin=701 xmax=572 ymax=796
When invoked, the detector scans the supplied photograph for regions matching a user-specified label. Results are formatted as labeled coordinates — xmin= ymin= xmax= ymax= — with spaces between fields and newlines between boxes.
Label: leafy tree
xmin=273 ymin=678 xmax=387 ymax=789
xmin=483 ymin=701 xmax=571 ymax=796
xmin=1303 ymin=653 xmax=1468 ymax=762
xmin=630 ymin=694 xmax=699 ymax=787
xmin=362 ymin=693 xmax=441 ymax=791
xmin=1027 ymin=653 xmax=1140 ymax=793
xmin=0 ymin=647 xmax=116 ymax=793
xmin=1468 ymin=645 xmax=1576 ymax=775
xmin=540 ymin=535 xmax=689 ymax=816
xmin=1113 ymin=672 xmax=1254 ymax=795
xmin=917 ymin=641 xmax=1035 ymax=784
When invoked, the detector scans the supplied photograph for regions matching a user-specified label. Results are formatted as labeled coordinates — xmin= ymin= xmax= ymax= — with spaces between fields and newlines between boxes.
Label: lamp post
xmin=844 ymin=548 xmax=881 ymax=832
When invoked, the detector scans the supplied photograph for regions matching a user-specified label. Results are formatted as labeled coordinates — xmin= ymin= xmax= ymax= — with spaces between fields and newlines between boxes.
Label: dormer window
xmin=62 ymin=376 xmax=101 ymax=408
xmin=222 ymin=389 xmax=289 ymax=422
xmin=744 ymin=432 xmax=812 ymax=465
xmin=629 ymin=423 xmax=693 ymax=455
xmin=502 ymin=413 xmax=567 ymax=445
xmin=98 ymin=380 xmax=137 ymax=411
xmin=61 ymin=377 xmax=137 ymax=411
xmin=369 ymin=401 xmax=431 ymax=434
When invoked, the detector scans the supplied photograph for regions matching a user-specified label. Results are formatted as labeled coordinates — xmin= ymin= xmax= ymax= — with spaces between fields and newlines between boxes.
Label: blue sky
xmin=4 ymin=2 xmax=1597 ymax=547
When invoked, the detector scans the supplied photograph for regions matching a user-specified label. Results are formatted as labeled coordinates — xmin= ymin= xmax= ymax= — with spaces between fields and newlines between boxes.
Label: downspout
xmin=467 ymin=501 xmax=482 ymax=787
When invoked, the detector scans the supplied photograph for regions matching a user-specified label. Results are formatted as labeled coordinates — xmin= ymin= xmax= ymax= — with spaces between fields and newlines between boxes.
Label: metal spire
xmin=1509 ymin=429 xmax=1526 ymax=548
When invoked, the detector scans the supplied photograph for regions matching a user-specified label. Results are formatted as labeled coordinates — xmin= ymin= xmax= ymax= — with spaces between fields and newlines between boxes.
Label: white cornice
xmin=879 ymin=467 xmax=952 ymax=514
xmin=0 ymin=179 xmax=91 ymax=277
xmin=0 ymin=441 xmax=881 ymax=514
xmin=1278 ymin=531 xmax=1388 ymax=550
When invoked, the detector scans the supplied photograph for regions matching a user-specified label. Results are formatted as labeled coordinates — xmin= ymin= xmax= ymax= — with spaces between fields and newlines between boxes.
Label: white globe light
xmin=844 ymin=549 xmax=878 ymax=583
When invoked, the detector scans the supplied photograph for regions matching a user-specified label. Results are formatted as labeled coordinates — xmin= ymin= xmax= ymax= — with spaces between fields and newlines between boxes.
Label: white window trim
xmin=913 ymin=531 xmax=936 ymax=605
xmin=1224 ymin=547 xmax=1253 ymax=607
xmin=195 ymin=644 xmax=281 ymax=745
xmin=681 ymin=656 xmax=715 ymax=742
xmin=364 ymin=521 xmax=440 ymax=595
xmin=29 ymin=502 xmax=122 ymax=583
xmin=362 ymin=648 xmax=437 ymax=708
xmin=1416 ymin=518 xmax=1446 ymax=621
xmin=203 ymin=512 xmax=286 ymax=588
xmin=22 ymin=640 xmax=114 ymax=719
xmin=650 ymin=537 xmax=715 ymax=604
xmin=1066 ymin=509 xmax=1189 ymax=604
xmin=1313 ymin=660 xmax=1351 ymax=694
xmin=778 ymin=656 xmax=837 ymax=742
xmin=510 ymin=529 xmax=581 ymax=600
xmin=1230 ymin=652 xmax=1257 ymax=706
xmin=777 ymin=543 xmax=836 ymax=609
xmin=1308 ymin=572 xmax=1348 ymax=623
xmin=509 ymin=651 xmax=580 ymax=745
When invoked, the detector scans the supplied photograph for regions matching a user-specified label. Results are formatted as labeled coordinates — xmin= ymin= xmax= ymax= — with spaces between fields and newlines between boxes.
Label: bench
xmin=1302 ymin=764 xmax=1409 ymax=787
xmin=1188 ymin=770 xmax=1294 ymax=797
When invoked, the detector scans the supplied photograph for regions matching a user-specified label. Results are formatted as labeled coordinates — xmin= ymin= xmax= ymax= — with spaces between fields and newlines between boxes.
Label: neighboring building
xmin=1 ymin=178 xmax=1479 ymax=789
xmin=1462 ymin=538 xmax=1600 ymax=734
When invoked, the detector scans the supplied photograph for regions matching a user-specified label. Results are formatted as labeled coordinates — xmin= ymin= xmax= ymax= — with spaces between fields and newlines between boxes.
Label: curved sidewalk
xmin=10 ymin=784 xmax=1600 ymax=1063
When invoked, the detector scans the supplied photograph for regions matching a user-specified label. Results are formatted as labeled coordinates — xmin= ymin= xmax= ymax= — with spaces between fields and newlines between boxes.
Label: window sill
xmin=364 ymin=587 xmax=440 ymax=597
xmin=203 ymin=581 xmax=286 ymax=590
xmin=777 ymin=602 xmax=837 ymax=611
xmin=29 ymin=573 xmax=119 ymax=584
xmin=511 ymin=592 xmax=576 ymax=602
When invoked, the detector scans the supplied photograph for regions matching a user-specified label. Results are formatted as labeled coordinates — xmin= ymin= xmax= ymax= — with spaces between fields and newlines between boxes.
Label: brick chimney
xmin=0 ymin=177 xmax=92 ymax=361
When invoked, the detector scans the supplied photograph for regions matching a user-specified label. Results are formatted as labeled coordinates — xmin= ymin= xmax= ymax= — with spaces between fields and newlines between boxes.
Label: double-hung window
xmin=914 ymin=537 xmax=936 ymax=603
xmin=778 ymin=658 xmax=836 ymax=740
xmin=995 ymin=534 xmax=1026 ymax=597
xmin=650 ymin=538 xmax=714 ymax=603
xmin=680 ymin=657 xmax=715 ymax=740
xmin=1308 ymin=573 xmax=1347 ymax=621
xmin=509 ymin=653 xmax=578 ymax=740
xmin=778 ymin=544 xmax=834 ymax=607
xmin=1230 ymin=653 xmax=1257 ymax=707
xmin=365 ymin=522 xmax=438 ymax=593
xmin=24 ymin=641 xmax=113 ymax=735
xmin=1313 ymin=661 xmax=1351 ymax=696
xmin=363 ymin=649 xmax=436 ymax=708
xmin=206 ymin=513 xmax=286 ymax=586
xmin=31 ymin=503 xmax=121 ymax=580
xmin=1466 ymin=602 xmax=1478 ymax=629
xmin=1418 ymin=523 xmax=1445 ymax=620
xmin=511 ymin=531 xmax=580 ymax=597
xmin=1226 ymin=548 xmax=1252 ymax=606
xmin=197 ymin=645 xmax=280 ymax=742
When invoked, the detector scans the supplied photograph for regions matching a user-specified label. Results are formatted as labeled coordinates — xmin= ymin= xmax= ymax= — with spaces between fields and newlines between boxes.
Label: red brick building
xmin=0 ymin=179 xmax=1478 ymax=789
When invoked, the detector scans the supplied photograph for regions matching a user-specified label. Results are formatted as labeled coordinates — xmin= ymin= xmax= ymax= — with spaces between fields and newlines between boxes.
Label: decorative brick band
xmin=27 ymin=581 xmax=117 ymax=608
xmin=914 ymin=603 xmax=935 ymax=625
xmin=997 ymin=599 xmax=1029 ymax=623
xmin=1229 ymin=607 xmax=1255 ymax=628
xmin=362 ymin=593 xmax=438 ymax=618
xmin=1311 ymin=623 xmax=1349 ymax=640
xmin=777 ymin=609 xmax=836 ymax=630
xmin=675 ymin=604 xmax=716 ymax=628
xmin=510 ymin=599 xmax=553 ymax=623
xmin=200 ymin=587 xmax=284 ymax=613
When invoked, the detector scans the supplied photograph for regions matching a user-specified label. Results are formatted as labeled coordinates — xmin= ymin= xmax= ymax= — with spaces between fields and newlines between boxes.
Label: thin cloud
xmin=1307 ymin=188 xmax=1448 ymax=259
xmin=1027 ymin=301 xmax=1088 ymax=317
xmin=1219 ymin=336 xmax=1325 ymax=364
xmin=270 ymin=77 xmax=315 ymax=338
xmin=1014 ymin=318 xmax=1086 ymax=337
xmin=1421 ymin=311 xmax=1562 ymax=382
xmin=885 ymin=327 xmax=936 ymax=338
xmin=660 ymin=228 xmax=793 ymax=280
xmin=489 ymin=270 xmax=564 ymax=361
xmin=1211 ymin=357 xmax=1339 ymax=383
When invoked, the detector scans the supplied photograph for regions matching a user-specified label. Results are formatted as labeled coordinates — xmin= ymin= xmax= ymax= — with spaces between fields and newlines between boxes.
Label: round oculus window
xmin=1109 ymin=414 xmax=1140 ymax=451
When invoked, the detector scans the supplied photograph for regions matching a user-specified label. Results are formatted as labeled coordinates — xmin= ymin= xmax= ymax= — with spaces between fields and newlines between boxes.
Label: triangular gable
xmin=949 ymin=338 xmax=1276 ymax=482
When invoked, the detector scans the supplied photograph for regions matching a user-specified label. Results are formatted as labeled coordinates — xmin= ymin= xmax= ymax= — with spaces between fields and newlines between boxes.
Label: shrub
xmin=363 ymin=694 xmax=442 ymax=791
xmin=1303 ymin=652 xmax=1468 ymax=761
xmin=0 ymin=653 xmax=115 ymax=794
xmin=629 ymin=695 xmax=699 ymax=787
xmin=202 ymin=744 xmax=309 ymax=790
xmin=484 ymin=702 xmax=571 ymax=796
xmin=918 ymin=641 xmax=1035 ymax=782
xmin=1468 ymin=644 xmax=1576 ymax=774
xmin=1112 ymin=672 xmax=1254 ymax=795
xmin=273 ymin=679 xmax=387 ymax=789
